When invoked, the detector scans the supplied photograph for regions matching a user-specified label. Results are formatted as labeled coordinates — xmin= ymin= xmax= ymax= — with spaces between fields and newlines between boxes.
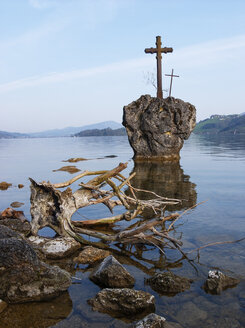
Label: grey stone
xmin=90 ymin=255 xmax=135 ymax=288
xmin=131 ymin=313 xmax=166 ymax=327
xmin=203 ymin=270 xmax=239 ymax=294
xmin=88 ymin=288 xmax=155 ymax=317
xmin=123 ymin=95 xmax=196 ymax=161
xmin=0 ymin=225 xmax=22 ymax=239
xmin=0 ymin=227 xmax=71 ymax=303
xmin=146 ymin=271 xmax=193 ymax=296
xmin=41 ymin=237 xmax=81 ymax=259
xmin=216 ymin=317 xmax=241 ymax=328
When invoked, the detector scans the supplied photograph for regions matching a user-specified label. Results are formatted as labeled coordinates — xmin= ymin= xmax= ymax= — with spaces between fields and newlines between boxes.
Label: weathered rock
xmin=131 ymin=313 xmax=166 ymax=327
xmin=0 ymin=226 xmax=71 ymax=303
xmin=0 ymin=207 xmax=31 ymax=235
xmin=18 ymin=184 xmax=24 ymax=189
xmin=88 ymin=288 xmax=155 ymax=317
xmin=74 ymin=246 xmax=110 ymax=264
xmin=90 ymin=255 xmax=135 ymax=288
xmin=123 ymin=95 xmax=196 ymax=160
xmin=203 ymin=270 xmax=239 ymax=294
xmin=41 ymin=237 xmax=81 ymax=259
xmin=0 ymin=225 xmax=21 ymax=239
xmin=0 ymin=299 xmax=7 ymax=313
xmin=146 ymin=271 xmax=193 ymax=296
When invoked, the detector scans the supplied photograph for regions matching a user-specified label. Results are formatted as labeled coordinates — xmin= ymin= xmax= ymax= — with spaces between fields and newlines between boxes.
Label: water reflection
xmin=194 ymin=134 xmax=245 ymax=159
xmin=128 ymin=161 xmax=197 ymax=212
xmin=0 ymin=292 xmax=72 ymax=328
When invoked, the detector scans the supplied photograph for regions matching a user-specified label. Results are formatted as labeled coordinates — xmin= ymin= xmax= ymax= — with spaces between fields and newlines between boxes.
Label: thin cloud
xmin=1 ymin=34 xmax=245 ymax=93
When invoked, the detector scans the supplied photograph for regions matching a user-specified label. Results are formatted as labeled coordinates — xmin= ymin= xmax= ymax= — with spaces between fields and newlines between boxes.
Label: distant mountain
xmin=27 ymin=121 xmax=122 ymax=138
xmin=194 ymin=113 xmax=245 ymax=134
xmin=75 ymin=127 xmax=126 ymax=137
xmin=0 ymin=131 xmax=29 ymax=139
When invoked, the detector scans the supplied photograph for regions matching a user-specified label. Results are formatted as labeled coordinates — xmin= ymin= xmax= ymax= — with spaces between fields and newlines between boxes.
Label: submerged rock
xmin=53 ymin=165 xmax=81 ymax=174
xmin=175 ymin=301 xmax=207 ymax=326
xmin=10 ymin=201 xmax=24 ymax=208
xmin=90 ymin=255 xmax=135 ymax=288
xmin=123 ymin=95 xmax=196 ymax=161
xmin=88 ymin=288 xmax=155 ymax=317
xmin=73 ymin=246 xmax=110 ymax=264
xmin=146 ymin=271 xmax=193 ymax=296
xmin=63 ymin=157 xmax=88 ymax=162
xmin=203 ymin=270 xmax=239 ymax=294
xmin=0 ymin=225 xmax=71 ymax=303
xmin=0 ymin=182 xmax=12 ymax=190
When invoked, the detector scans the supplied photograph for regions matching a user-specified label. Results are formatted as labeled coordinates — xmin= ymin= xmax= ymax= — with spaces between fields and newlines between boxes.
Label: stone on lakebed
xmin=203 ymin=270 xmax=239 ymax=294
xmin=146 ymin=271 xmax=193 ymax=296
xmin=73 ymin=246 xmax=110 ymax=264
xmin=90 ymin=255 xmax=135 ymax=288
xmin=88 ymin=288 xmax=155 ymax=317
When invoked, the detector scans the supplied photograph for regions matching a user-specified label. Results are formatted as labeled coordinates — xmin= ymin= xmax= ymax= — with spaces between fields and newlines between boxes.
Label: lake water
xmin=0 ymin=134 xmax=245 ymax=328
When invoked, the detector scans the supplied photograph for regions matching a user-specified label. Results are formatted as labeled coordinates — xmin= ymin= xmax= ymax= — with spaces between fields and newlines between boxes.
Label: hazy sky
xmin=1 ymin=0 xmax=245 ymax=132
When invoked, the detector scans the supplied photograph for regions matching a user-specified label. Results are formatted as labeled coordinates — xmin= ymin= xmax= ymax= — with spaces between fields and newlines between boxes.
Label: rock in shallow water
xmin=73 ymin=246 xmax=110 ymax=264
xmin=0 ymin=208 xmax=31 ymax=235
xmin=131 ymin=313 xmax=166 ymax=328
xmin=123 ymin=95 xmax=196 ymax=161
xmin=203 ymin=270 xmax=239 ymax=294
xmin=88 ymin=288 xmax=155 ymax=317
xmin=90 ymin=255 xmax=135 ymax=288
xmin=41 ymin=237 xmax=81 ymax=259
xmin=0 ymin=225 xmax=71 ymax=303
xmin=146 ymin=271 xmax=193 ymax=296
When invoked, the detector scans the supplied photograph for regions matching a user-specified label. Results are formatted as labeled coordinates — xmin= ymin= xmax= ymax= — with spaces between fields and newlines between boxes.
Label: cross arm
xmin=145 ymin=47 xmax=157 ymax=54
xmin=161 ymin=47 xmax=173 ymax=53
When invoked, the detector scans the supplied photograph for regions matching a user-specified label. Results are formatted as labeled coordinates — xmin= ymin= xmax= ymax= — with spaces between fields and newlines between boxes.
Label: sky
xmin=1 ymin=0 xmax=245 ymax=133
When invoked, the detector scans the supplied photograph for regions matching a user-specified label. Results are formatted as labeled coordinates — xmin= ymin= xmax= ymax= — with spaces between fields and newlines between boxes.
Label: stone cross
xmin=145 ymin=36 xmax=173 ymax=98
xmin=165 ymin=69 xmax=179 ymax=97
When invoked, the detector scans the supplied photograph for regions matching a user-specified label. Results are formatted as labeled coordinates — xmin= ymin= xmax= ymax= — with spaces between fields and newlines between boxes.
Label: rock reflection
xmin=0 ymin=292 xmax=72 ymax=328
xmin=128 ymin=161 xmax=197 ymax=212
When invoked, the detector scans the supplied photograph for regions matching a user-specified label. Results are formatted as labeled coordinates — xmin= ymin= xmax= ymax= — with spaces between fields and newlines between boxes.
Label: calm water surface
xmin=0 ymin=134 xmax=244 ymax=328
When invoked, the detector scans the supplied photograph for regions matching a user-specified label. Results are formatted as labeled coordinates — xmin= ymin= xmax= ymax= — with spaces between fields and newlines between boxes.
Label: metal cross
xmin=145 ymin=36 xmax=173 ymax=98
xmin=165 ymin=69 xmax=179 ymax=97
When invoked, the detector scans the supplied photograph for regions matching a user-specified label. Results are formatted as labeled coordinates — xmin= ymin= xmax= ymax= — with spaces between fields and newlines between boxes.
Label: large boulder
xmin=0 ymin=225 xmax=71 ymax=303
xmin=123 ymin=95 xmax=196 ymax=161
xmin=88 ymin=288 xmax=155 ymax=317
xmin=90 ymin=255 xmax=135 ymax=288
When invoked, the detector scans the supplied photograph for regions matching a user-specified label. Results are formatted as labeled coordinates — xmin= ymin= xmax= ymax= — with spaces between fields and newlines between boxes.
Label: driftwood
xmin=29 ymin=162 xmax=189 ymax=259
